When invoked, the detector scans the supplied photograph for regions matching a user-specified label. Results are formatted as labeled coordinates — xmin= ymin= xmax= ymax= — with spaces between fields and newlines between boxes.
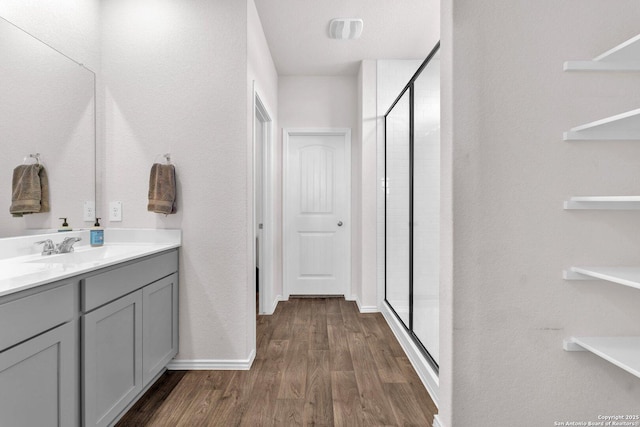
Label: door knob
xmin=337 ymin=221 xmax=343 ymax=227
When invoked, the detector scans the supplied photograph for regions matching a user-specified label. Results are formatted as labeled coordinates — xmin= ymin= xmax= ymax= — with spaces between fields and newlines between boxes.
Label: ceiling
xmin=253 ymin=0 xmax=440 ymax=76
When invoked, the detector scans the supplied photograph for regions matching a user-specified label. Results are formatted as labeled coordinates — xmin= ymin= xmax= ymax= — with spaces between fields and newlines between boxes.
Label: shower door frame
xmin=384 ymin=41 xmax=440 ymax=373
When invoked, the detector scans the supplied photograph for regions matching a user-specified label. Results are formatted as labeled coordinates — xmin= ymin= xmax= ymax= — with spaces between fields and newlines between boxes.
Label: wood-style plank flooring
xmin=116 ymin=297 xmax=437 ymax=426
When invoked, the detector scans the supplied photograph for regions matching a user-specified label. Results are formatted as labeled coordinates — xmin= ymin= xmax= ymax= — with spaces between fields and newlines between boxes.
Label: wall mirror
xmin=0 ymin=16 xmax=95 ymax=237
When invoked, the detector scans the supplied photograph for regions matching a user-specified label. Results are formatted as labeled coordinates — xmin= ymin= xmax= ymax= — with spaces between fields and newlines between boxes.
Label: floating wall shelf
xmin=563 ymin=108 xmax=640 ymax=141
xmin=564 ymin=196 xmax=640 ymax=210
xmin=563 ymin=337 xmax=640 ymax=379
xmin=563 ymin=266 xmax=640 ymax=291
xmin=564 ymin=33 xmax=640 ymax=71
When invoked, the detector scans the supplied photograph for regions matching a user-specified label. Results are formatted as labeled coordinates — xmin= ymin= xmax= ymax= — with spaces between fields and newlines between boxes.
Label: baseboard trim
xmin=271 ymin=295 xmax=282 ymax=314
xmin=433 ymin=414 xmax=445 ymax=427
xmin=262 ymin=294 xmax=283 ymax=315
xmin=381 ymin=301 xmax=439 ymax=408
xmin=359 ymin=304 xmax=378 ymax=313
xmin=167 ymin=349 xmax=256 ymax=371
xmin=346 ymin=295 xmax=379 ymax=313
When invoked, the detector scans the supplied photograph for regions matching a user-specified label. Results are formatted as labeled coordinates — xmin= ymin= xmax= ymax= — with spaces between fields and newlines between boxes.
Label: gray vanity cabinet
xmin=82 ymin=250 xmax=179 ymax=427
xmin=82 ymin=291 xmax=143 ymax=427
xmin=0 ymin=248 xmax=178 ymax=427
xmin=0 ymin=283 xmax=78 ymax=427
xmin=142 ymin=273 xmax=179 ymax=385
xmin=0 ymin=323 xmax=76 ymax=427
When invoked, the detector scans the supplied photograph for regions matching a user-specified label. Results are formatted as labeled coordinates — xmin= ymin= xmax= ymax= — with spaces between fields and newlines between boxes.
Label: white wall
xmin=278 ymin=75 xmax=360 ymax=301
xmin=279 ymin=76 xmax=358 ymax=130
xmin=439 ymin=2 xmax=454 ymax=425
xmin=359 ymin=60 xmax=378 ymax=310
xmin=0 ymin=0 xmax=100 ymax=71
xmin=247 ymin=0 xmax=279 ymax=316
xmin=101 ymin=0 xmax=253 ymax=365
xmin=353 ymin=72 xmax=363 ymax=309
xmin=441 ymin=1 xmax=640 ymax=425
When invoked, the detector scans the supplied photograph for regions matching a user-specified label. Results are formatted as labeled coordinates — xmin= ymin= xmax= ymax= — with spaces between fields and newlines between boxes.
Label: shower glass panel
xmin=412 ymin=56 xmax=440 ymax=365
xmin=385 ymin=92 xmax=411 ymax=328
xmin=384 ymin=42 xmax=440 ymax=370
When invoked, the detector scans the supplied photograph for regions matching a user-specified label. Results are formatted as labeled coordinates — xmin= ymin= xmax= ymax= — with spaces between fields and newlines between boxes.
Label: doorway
xmin=254 ymin=91 xmax=273 ymax=315
xmin=283 ymin=128 xmax=351 ymax=298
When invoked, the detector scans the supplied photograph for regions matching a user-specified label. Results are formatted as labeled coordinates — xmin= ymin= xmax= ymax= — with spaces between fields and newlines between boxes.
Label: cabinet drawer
xmin=83 ymin=250 xmax=178 ymax=312
xmin=0 ymin=283 xmax=74 ymax=351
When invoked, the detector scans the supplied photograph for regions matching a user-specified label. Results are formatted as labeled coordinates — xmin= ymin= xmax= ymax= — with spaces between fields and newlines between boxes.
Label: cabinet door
xmin=142 ymin=273 xmax=178 ymax=385
xmin=83 ymin=291 xmax=142 ymax=427
xmin=0 ymin=322 xmax=76 ymax=427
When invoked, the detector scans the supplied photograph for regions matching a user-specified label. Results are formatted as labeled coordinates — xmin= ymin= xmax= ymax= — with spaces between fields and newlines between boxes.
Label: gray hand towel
xmin=10 ymin=164 xmax=50 ymax=217
xmin=147 ymin=163 xmax=177 ymax=215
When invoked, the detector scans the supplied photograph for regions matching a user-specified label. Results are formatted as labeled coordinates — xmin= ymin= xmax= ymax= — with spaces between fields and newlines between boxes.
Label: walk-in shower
xmin=385 ymin=42 xmax=440 ymax=370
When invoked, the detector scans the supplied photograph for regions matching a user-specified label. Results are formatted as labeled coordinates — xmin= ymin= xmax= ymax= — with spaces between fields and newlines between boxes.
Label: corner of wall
xmin=360 ymin=59 xmax=379 ymax=310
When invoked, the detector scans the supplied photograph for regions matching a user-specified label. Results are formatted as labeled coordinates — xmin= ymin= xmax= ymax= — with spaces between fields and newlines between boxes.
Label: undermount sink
xmin=28 ymin=245 xmax=153 ymax=265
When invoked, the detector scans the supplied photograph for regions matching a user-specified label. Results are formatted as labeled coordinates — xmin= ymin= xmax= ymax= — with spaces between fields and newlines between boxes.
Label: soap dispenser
xmin=58 ymin=217 xmax=72 ymax=232
xmin=90 ymin=218 xmax=104 ymax=247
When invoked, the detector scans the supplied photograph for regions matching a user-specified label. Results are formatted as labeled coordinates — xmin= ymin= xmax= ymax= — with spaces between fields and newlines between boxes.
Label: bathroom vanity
xmin=0 ymin=229 xmax=181 ymax=427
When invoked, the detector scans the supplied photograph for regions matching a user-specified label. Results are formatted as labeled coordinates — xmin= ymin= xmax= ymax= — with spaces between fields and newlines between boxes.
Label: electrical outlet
xmin=109 ymin=201 xmax=122 ymax=222
xmin=83 ymin=201 xmax=95 ymax=222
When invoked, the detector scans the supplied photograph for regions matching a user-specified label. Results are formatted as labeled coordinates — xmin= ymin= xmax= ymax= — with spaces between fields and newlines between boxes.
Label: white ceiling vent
xmin=329 ymin=18 xmax=363 ymax=40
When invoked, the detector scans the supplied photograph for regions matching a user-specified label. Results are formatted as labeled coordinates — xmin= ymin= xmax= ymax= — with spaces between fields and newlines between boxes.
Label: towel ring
xmin=153 ymin=153 xmax=171 ymax=165
xmin=22 ymin=153 xmax=41 ymax=165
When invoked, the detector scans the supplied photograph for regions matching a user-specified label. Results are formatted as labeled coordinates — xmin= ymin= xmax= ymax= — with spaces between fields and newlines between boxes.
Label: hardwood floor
xmin=116 ymin=297 xmax=437 ymax=426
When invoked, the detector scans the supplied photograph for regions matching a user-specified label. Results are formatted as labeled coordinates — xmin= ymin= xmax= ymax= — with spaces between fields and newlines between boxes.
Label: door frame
xmin=282 ymin=128 xmax=352 ymax=299
xmin=253 ymin=88 xmax=274 ymax=315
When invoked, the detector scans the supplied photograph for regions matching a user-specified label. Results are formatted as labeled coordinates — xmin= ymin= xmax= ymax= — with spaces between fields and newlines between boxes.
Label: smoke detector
xmin=329 ymin=18 xmax=363 ymax=40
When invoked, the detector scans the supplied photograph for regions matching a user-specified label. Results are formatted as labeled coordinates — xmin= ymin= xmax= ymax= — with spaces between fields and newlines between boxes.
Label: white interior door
xmin=284 ymin=129 xmax=351 ymax=297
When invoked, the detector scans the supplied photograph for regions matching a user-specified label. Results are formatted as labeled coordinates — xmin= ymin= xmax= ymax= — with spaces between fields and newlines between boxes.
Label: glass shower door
xmin=412 ymin=57 xmax=440 ymax=365
xmin=385 ymin=92 xmax=411 ymax=328
xmin=384 ymin=43 xmax=440 ymax=370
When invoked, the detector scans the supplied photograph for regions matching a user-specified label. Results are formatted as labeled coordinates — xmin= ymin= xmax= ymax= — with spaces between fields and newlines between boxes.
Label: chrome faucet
xmin=35 ymin=239 xmax=56 ymax=255
xmin=35 ymin=237 xmax=82 ymax=255
xmin=57 ymin=237 xmax=82 ymax=253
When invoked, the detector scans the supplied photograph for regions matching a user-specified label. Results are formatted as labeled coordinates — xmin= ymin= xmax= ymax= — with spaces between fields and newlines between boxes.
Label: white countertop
xmin=0 ymin=229 xmax=181 ymax=298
